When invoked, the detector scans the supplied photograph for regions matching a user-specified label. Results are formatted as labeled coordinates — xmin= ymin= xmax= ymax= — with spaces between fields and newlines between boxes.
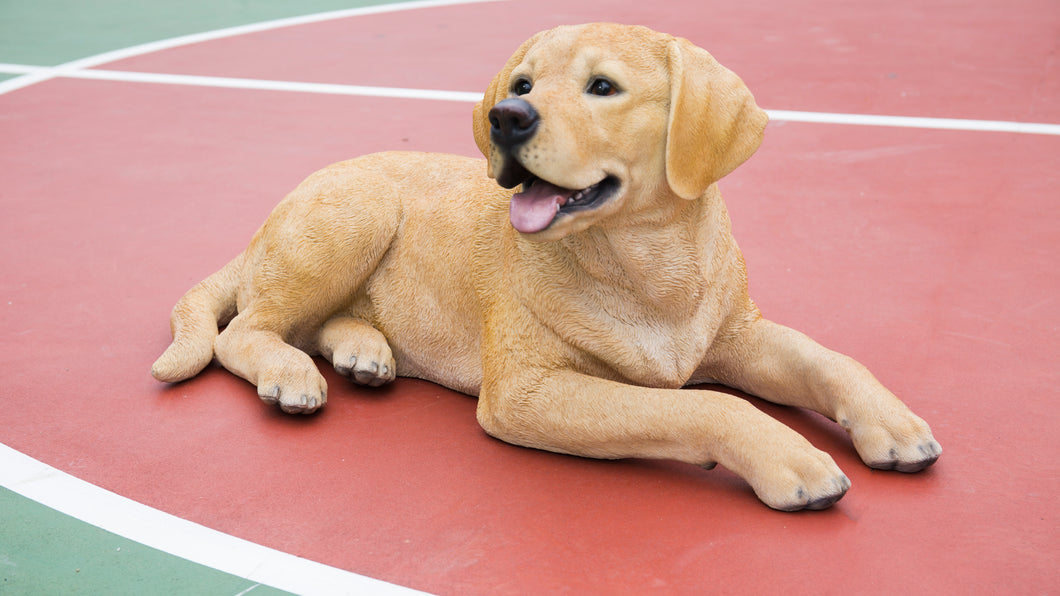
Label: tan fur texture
xmin=153 ymin=24 xmax=940 ymax=511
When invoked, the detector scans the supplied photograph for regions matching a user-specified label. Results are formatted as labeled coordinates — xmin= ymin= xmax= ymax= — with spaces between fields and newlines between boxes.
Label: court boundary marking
xmin=0 ymin=63 xmax=484 ymax=103
xmin=0 ymin=444 xmax=427 ymax=595
xmin=0 ymin=0 xmax=508 ymax=96
xmin=2 ymin=62 xmax=1059 ymax=136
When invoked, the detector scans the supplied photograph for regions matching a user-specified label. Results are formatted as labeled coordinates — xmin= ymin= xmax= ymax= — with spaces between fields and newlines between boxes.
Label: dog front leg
xmin=477 ymin=370 xmax=850 ymax=511
xmin=706 ymin=319 xmax=941 ymax=472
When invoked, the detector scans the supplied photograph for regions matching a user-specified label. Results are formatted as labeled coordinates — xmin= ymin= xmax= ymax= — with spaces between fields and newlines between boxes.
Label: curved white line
xmin=0 ymin=0 xmax=509 ymax=96
xmin=0 ymin=443 xmax=429 ymax=595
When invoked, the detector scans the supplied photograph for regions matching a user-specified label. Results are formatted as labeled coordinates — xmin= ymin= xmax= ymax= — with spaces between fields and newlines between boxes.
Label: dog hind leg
xmin=213 ymin=163 xmax=404 ymax=413
xmin=215 ymin=316 xmax=329 ymax=414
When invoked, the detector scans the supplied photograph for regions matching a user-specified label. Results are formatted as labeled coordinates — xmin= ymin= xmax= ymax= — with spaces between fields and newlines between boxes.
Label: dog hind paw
xmin=334 ymin=354 xmax=396 ymax=387
xmin=257 ymin=364 xmax=328 ymax=415
xmin=318 ymin=317 xmax=397 ymax=388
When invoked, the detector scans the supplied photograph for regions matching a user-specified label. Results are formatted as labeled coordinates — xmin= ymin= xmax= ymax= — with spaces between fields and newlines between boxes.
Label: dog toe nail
xmin=259 ymin=386 xmax=280 ymax=404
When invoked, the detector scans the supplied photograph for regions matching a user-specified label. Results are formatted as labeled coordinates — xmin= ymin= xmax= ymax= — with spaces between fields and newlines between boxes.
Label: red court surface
xmin=2 ymin=0 xmax=1057 ymax=593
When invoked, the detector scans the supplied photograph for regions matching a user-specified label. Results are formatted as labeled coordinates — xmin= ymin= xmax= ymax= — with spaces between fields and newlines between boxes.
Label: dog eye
xmin=587 ymin=78 xmax=618 ymax=96
xmin=511 ymin=79 xmax=533 ymax=96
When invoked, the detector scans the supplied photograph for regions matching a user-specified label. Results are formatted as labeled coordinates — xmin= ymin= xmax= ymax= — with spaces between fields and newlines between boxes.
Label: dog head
xmin=473 ymin=23 xmax=768 ymax=240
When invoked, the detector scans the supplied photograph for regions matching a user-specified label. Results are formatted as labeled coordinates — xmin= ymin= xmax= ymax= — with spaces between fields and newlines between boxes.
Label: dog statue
xmin=153 ymin=24 xmax=940 ymax=511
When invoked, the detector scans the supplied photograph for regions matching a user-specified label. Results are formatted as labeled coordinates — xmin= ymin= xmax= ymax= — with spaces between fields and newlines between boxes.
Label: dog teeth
xmin=570 ymin=182 xmax=598 ymax=204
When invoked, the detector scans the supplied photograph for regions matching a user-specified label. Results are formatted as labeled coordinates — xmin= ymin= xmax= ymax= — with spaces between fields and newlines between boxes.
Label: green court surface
xmin=0 ymin=0 xmax=419 ymax=66
xmin=0 ymin=488 xmax=292 ymax=595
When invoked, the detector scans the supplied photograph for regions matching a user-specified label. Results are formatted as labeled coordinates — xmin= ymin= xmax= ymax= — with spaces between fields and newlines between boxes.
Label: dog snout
xmin=489 ymin=98 xmax=539 ymax=149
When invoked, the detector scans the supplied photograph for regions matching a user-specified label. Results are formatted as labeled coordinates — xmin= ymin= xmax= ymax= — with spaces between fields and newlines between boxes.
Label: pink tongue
xmin=509 ymin=181 xmax=575 ymax=233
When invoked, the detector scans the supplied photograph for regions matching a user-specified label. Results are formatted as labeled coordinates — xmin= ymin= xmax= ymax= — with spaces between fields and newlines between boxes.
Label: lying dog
xmin=153 ymin=23 xmax=940 ymax=511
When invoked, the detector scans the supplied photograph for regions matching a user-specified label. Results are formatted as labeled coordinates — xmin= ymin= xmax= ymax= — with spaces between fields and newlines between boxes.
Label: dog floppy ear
xmin=473 ymin=30 xmax=547 ymax=178
xmin=665 ymin=38 xmax=769 ymax=200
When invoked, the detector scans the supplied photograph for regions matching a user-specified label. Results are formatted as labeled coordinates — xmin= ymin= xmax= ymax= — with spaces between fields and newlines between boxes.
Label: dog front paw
xmin=731 ymin=425 xmax=851 ymax=512
xmin=844 ymin=409 xmax=941 ymax=472
xmin=748 ymin=447 xmax=851 ymax=512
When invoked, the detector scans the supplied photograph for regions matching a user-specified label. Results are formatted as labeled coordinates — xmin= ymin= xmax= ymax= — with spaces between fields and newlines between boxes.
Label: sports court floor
xmin=1 ymin=0 xmax=1057 ymax=593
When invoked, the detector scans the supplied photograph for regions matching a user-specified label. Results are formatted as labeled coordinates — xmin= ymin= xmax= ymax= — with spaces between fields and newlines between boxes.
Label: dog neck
xmin=502 ymin=188 xmax=738 ymax=387
xmin=530 ymin=188 xmax=729 ymax=317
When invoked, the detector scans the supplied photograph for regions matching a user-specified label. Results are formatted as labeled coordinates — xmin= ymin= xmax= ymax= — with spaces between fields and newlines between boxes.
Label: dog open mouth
xmin=509 ymin=175 xmax=620 ymax=234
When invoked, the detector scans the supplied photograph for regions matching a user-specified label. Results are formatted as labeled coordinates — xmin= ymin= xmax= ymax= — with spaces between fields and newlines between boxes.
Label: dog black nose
xmin=489 ymin=98 xmax=539 ymax=149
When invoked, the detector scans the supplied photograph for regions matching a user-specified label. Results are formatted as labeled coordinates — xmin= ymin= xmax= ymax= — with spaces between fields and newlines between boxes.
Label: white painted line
xmin=2 ymin=61 xmax=1058 ymax=135
xmin=0 ymin=443 xmax=430 ymax=595
xmin=767 ymin=109 xmax=1060 ymax=136
xmin=0 ymin=63 xmax=40 ymax=74
xmin=0 ymin=64 xmax=482 ymax=102
xmin=0 ymin=0 xmax=510 ymax=96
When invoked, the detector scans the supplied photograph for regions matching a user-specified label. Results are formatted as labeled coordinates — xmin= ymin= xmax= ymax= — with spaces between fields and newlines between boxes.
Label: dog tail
xmin=151 ymin=255 xmax=242 ymax=383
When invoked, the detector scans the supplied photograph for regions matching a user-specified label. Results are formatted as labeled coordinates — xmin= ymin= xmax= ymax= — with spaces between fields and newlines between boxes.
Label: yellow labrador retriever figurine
xmin=153 ymin=23 xmax=941 ymax=511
